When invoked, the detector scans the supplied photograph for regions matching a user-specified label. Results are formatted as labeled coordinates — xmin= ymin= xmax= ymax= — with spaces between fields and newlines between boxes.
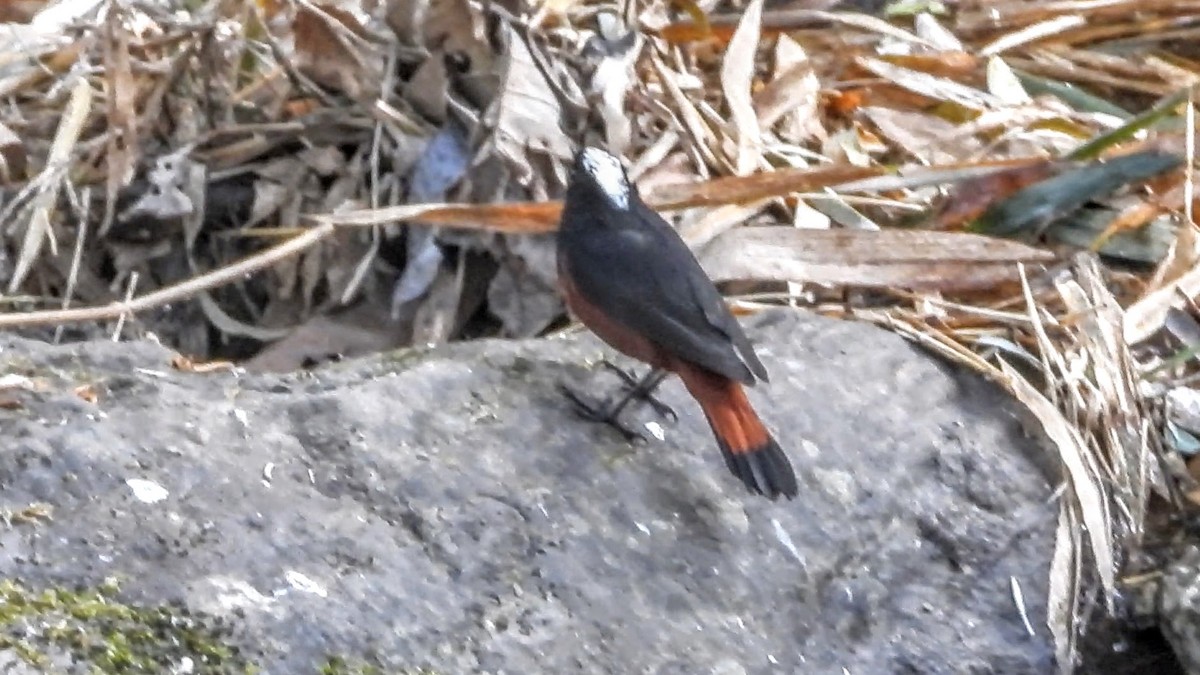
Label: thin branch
xmin=0 ymin=222 xmax=335 ymax=330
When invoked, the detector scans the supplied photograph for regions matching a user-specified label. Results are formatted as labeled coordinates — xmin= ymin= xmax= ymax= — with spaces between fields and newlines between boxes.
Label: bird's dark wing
xmin=565 ymin=205 xmax=766 ymax=384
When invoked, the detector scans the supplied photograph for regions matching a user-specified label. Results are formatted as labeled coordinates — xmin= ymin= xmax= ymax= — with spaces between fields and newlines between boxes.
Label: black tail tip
xmin=718 ymin=437 xmax=799 ymax=501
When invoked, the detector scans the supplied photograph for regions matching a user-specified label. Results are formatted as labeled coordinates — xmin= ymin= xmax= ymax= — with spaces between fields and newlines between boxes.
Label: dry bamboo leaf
xmin=8 ymin=77 xmax=91 ymax=293
xmin=678 ymin=200 xmax=769 ymax=249
xmin=979 ymin=15 xmax=1087 ymax=57
xmin=1125 ymin=263 xmax=1200 ymax=344
xmin=986 ymin=56 xmax=1033 ymax=106
xmin=647 ymin=164 xmax=883 ymax=209
xmin=1047 ymin=504 xmax=1080 ymax=674
xmin=856 ymin=56 xmax=1002 ymax=110
xmin=720 ymin=0 xmax=763 ymax=176
xmin=753 ymin=35 xmax=823 ymax=143
xmin=652 ymin=52 xmax=721 ymax=171
xmin=861 ymin=107 xmax=973 ymax=165
xmin=320 ymin=165 xmax=892 ymax=235
xmin=698 ymin=227 xmax=1053 ymax=290
xmin=792 ymin=9 xmax=935 ymax=47
xmin=998 ymin=357 xmax=1116 ymax=609
xmin=913 ymin=12 xmax=964 ymax=52
xmin=834 ymin=159 xmax=1048 ymax=194
xmin=957 ymin=0 xmax=1200 ymax=35
xmin=807 ymin=190 xmax=879 ymax=230
xmin=102 ymin=4 xmax=138 ymax=238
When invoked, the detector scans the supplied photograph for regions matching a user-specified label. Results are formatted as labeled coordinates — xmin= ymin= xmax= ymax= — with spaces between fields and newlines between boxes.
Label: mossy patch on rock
xmin=0 ymin=577 xmax=255 ymax=673
xmin=318 ymin=655 xmax=438 ymax=675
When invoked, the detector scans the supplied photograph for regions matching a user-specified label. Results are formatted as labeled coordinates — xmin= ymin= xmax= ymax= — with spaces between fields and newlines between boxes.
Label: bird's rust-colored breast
xmin=558 ymin=256 xmax=670 ymax=371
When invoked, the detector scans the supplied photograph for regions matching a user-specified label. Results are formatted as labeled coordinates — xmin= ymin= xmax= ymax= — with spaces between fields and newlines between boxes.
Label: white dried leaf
xmin=999 ymin=359 xmax=1115 ymax=606
xmin=754 ymin=35 xmax=824 ymax=143
xmin=913 ymin=12 xmax=963 ymax=51
xmin=986 ymin=57 xmax=1033 ymax=106
xmin=720 ymin=0 xmax=764 ymax=175
xmin=856 ymin=57 xmax=1001 ymax=110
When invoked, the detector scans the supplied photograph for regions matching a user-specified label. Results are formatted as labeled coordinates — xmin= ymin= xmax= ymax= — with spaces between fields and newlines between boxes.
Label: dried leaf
xmin=482 ymin=23 xmax=574 ymax=187
xmin=171 ymin=354 xmax=236 ymax=373
xmin=998 ymin=357 xmax=1116 ymax=609
xmin=103 ymin=5 xmax=138 ymax=238
xmin=73 ymin=383 xmax=98 ymax=403
xmin=856 ymin=56 xmax=1002 ymax=110
xmin=986 ymin=56 xmax=1032 ymax=106
xmin=245 ymin=304 xmax=403 ymax=373
xmin=862 ymin=107 xmax=974 ymax=165
xmin=652 ymin=52 xmax=721 ymax=171
xmin=1047 ymin=505 xmax=1080 ymax=674
xmin=979 ymin=15 xmax=1088 ymax=57
xmin=720 ymin=0 xmax=763 ymax=175
xmin=8 ymin=78 xmax=90 ymax=293
xmin=972 ymin=151 xmax=1182 ymax=236
xmin=753 ymin=35 xmax=823 ymax=143
xmin=292 ymin=3 xmax=376 ymax=99
xmin=912 ymin=12 xmax=963 ymax=51
xmin=697 ymin=226 xmax=1053 ymax=291
xmin=933 ymin=160 xmax=1064 ymax=229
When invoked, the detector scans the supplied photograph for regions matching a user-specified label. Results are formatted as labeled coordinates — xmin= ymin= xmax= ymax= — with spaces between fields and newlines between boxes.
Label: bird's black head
xmin=566 ymin=146 xmax=636 ymax=215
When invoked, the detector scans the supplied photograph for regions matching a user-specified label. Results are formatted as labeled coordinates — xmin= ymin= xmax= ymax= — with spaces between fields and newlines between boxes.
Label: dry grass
xmin=3 ymin=0 xmax=1200 ymax=670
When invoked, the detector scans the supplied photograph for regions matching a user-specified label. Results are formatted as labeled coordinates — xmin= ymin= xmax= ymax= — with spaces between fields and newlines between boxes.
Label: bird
xmin=555 ymin=146 xmax=798 ymax=500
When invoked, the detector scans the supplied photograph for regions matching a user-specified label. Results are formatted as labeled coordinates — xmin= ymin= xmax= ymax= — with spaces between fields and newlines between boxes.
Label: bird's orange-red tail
xmin=674 ymin=362 xmax=798 ymax=500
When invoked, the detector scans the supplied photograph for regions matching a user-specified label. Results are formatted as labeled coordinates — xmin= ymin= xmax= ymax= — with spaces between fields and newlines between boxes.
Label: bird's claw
xmin=558 ymin=382 xmax=649 ymax=444
xmin=599 ymin=361 xmax=677 ymax=421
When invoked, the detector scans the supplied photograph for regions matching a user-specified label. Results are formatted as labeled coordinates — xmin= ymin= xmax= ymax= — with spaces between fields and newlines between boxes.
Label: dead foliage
xmin=4 ymin=0 xmax=1200 ymax=670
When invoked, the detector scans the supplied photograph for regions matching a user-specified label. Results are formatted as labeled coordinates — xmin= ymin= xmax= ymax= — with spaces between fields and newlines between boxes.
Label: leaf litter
xmin=4 ymin=0 xmax=1200 ymax=670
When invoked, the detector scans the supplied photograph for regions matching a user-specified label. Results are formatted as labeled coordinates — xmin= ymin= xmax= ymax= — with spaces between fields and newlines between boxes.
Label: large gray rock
xmin=0 ymin=309 xmax=1058 ymax=673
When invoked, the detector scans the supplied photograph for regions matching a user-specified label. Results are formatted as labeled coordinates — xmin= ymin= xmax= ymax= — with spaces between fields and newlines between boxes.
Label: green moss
xmin=379 ymin=345 xmax=438 ymax=373
xmin=318 ymin=655 xmax=381 ymax=675
xmin=317 ymin=656 xmax=436 ymax=675
xmin=0 ymin=577 xmax=256 ymax=673
xmin=319 ymin=653 xmax=441 ymax=672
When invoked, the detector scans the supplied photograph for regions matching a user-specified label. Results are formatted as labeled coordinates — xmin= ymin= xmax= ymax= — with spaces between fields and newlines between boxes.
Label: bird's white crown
xmin=579 ymin=147 xmax=630 ymax=209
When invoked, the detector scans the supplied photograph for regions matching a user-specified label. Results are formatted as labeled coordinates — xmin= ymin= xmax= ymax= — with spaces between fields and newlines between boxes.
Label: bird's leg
xmin=598 ymin=362 xmax=676 ymax=421
xmin=560 ymin=381 xmax=647 ymax=442
xmin=560 ymin=366 xmax=674 ymax=443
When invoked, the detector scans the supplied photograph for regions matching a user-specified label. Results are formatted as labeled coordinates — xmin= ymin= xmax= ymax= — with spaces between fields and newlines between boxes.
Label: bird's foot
xmin=559 ymin=382 xmax=648 ymax=443
xmin=598 ymin=361 xmax=677 ymax=421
